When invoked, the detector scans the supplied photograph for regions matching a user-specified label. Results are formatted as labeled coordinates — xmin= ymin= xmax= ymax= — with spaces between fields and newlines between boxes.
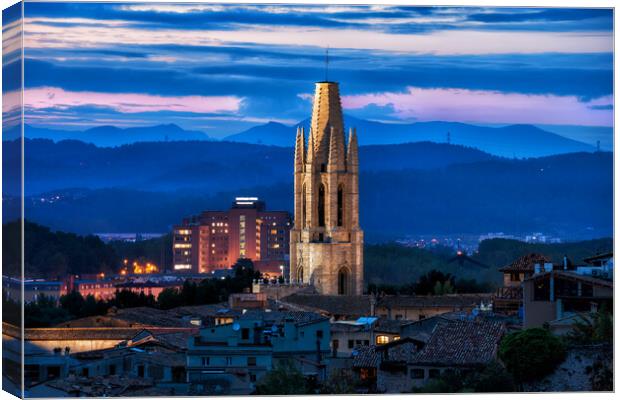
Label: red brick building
xmin=172 ymin=197 xmax=291 ymax=275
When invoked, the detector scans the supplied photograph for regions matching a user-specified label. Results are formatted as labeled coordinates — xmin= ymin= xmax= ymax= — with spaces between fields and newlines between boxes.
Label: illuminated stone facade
xmin=290 ymin=81 xmax=364 ymax=295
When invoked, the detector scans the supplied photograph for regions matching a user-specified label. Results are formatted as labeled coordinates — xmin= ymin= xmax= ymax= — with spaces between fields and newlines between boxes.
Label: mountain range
xmin=16 ymin=115 xmax=598 ymax=158
xmin=224 ymin=115 xmax=596 ymax=158
xmin=20 ymin=123 xmax=209 ymax=147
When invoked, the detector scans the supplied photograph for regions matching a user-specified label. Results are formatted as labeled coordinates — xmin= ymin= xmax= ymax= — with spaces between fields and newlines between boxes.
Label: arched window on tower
xmin=302 ymin=184 xmax=307 ymax=228
xmin=337 ymin=185 xmax=344 ymax=227
xmin=318 ymin=184 xmax=326 ymax=227
xmin=338 ymin=268 xmax=348 ymax=295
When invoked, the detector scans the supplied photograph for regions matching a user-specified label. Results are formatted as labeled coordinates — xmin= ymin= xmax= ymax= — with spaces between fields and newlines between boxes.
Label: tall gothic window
xmin=302 ymin=184 xmax=306 ymax=228
xmin=337 ymin=185 xmax=344 ymax=226
xmin=338 ymin=268 xmax=348 ymax=295
xmin=318 ymin=184 xmax=325 ymax=227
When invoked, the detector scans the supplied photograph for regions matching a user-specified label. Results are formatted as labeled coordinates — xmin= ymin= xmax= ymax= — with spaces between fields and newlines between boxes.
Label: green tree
xmin=319 ymin=369 xmax=359 ymax=394
xmin=499 ymin=328 xmax=565 ymax=383
xmin=157 ymin=288 xmax=184 ymax=310
xmin=25 ymin=294 xmax=72 ymax=327
xmin=566 ymin=305 xmax=613 ymax=345
xmin=465 ymin=362 xmax=515 ymax=392
xmin=59 ymin=290 xmax=85 ymax=317
xmin=254 ymin=360 xmax=310 ymax=395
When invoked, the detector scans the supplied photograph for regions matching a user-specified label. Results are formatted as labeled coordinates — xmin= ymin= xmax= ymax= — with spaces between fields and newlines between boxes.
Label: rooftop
xmin=499 ymin=253 xmax=550 ymax=273
xmin=411 ymin=320 xmax=505 ymax=367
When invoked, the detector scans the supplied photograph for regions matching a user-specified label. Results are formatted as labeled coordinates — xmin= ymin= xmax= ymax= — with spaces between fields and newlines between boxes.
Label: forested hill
xmin=2 ymin=139 xmax=612 ymax=240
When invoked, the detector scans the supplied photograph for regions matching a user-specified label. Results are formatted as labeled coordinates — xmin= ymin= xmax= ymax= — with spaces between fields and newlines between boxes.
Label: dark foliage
xmin=499 ymin=328 xmax=566 ymax=383
xmin=412 ymin=363 xmax=514 ymax=393
xmin=253 ymin=360 xmax=311 ymax=395
xmin=367 ymin=269 xmax=492 ymax=295
xmin=3 ymin=220 xmax=119 ymax=278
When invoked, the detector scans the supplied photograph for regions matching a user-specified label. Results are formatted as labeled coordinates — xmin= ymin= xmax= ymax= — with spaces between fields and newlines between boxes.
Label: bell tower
xmin=290 ymin=81 xmax=364 ymax=295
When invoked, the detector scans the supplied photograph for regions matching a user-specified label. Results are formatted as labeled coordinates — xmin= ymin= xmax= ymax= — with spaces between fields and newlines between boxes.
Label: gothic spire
xmin=294 ymin=126 xmax=305 ymax=171
xmin=347 ymin=127 xmax=359 ymax=170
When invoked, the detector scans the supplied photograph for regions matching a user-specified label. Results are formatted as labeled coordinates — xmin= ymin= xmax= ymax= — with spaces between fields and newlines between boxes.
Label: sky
xmin=2 ymin=2 xmax=614 ymax=145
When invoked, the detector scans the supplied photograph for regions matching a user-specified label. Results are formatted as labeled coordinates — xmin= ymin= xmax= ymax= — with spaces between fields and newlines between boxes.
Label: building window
xmin=318 ymin=184 xmax=326 ymax=227
xmin=137 ymin=365 xmax=145 ymax=378
xmin=316 ymin=330 xmax=323 ymax=339
xmin=250 ymin=374 xmax=257 ymax=383
xmin=510 ymin=272 xmax=520 ymax=282
xmin=226 ymin=357 xmax=232 ymax=366
xmin=202 ymin=357 xmax=210 ymax=366
xmin=428 ymin=369 xmax=440 ymax=379
xmin=247 ymin=357 xmax=256 ymax=366
xmin=376 ymin=335 xmax=389 ymax=345
xmin=410 ymin=369 xmax=425 ymax=379
xmin=337 ymin=185 xmax=344 ymax=226
xmin=348 ymin=340 xmax=354 ymax=349
xmin=338 ymin=268 xmax=348 ymax=295
xmin=364 ymin=340 xmax=369 ymax=346
xmin=241 ymin=328 xmax=250 ymax=340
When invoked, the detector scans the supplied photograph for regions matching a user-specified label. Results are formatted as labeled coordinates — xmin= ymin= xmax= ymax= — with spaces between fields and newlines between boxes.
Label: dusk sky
xmin=3 ymin=3 xmax=614 ymax=145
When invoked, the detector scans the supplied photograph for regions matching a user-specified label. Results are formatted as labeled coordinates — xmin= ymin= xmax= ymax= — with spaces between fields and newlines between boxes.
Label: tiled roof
xmin=352 ymin=345 xmax=379 ymax=368
xmin=379 ymin=338 xmax=423 ymax=363
xmin=499 ymin=253 xmax=550 ymax=272
xmin=377 ymin=294 xmax=492 ymax=308
xmin=279 ymin=294 xmax=372 ymax=316
xmin=352 ymin=338 xmax=424 ymax=368
xmin=239 ymin=310 xmax=328 ymax=326
xmin=411 ymin=320 xmax=505 ymax=367
xmin=44 ymin=375 xmax=153 ymax=397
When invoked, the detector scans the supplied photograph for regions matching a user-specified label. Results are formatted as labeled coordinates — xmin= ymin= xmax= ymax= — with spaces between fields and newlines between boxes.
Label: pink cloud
xmin=22 ymin=87 xmax=242 ymax=114
xmin=335 ymin=87 xmax=613 ymax=127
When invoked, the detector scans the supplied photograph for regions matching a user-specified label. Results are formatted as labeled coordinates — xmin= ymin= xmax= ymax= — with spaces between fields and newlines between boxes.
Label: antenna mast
xmin=325 ymin=46 xmax=329 ymax=82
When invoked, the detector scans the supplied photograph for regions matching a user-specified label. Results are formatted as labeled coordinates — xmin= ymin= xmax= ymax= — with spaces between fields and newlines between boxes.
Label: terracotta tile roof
xmin=279 ymin=294 xmax=371 ymax=317
xmin=379 ymin=339 xmax=423 ymax=363
xmin=352 ymin=338 xmax=424 ymax=368
xmin=352 ymin=345 xmax=379 ymax=368
xmin=499 ymin=253 xmax=550 ymax=273
xmin=43 ymin=374 xmax=154 ymax=397
xmin=411 ymin=320 xmax=505 ymax=367
xmin=377 ymin=294 xmax=492 ymax=309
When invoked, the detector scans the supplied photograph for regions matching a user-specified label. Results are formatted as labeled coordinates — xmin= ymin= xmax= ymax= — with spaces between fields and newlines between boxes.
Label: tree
xmin=25 ymin=294 xmax=72 ymax=327
xmin=566 ymin=305 xmax=613 ymax=345
xmin=157 ymin=288 xmax=184 ymax=310
xmin=499 ymin=328 xmax=565 ymax=383
xmin=253 ymin=360 xmax=310 ymax=395
xmin=319 ymin=369 xmax=359 ymax=394
xmin=59 ymin=290 xmax=85 ymax=317
xmin=465 ymin=362 xmax=515 ymax=392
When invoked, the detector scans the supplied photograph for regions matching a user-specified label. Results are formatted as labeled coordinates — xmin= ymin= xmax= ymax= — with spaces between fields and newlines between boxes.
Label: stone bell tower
xmin=289 ymin=81 xmax=364 ymax=295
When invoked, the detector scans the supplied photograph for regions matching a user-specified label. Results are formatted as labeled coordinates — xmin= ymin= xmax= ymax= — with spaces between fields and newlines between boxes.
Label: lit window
xmin=376 ymin=335 xmax=390 ymax=345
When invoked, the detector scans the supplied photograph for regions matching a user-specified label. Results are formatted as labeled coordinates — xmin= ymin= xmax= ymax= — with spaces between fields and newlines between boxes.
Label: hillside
xmin=3 ymin=139 xmax=495 ymax=196
xmin=5 ymin=143 xmax=612 ymax=240
xmin=364 ymin=238 xmax=613 ymax=287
